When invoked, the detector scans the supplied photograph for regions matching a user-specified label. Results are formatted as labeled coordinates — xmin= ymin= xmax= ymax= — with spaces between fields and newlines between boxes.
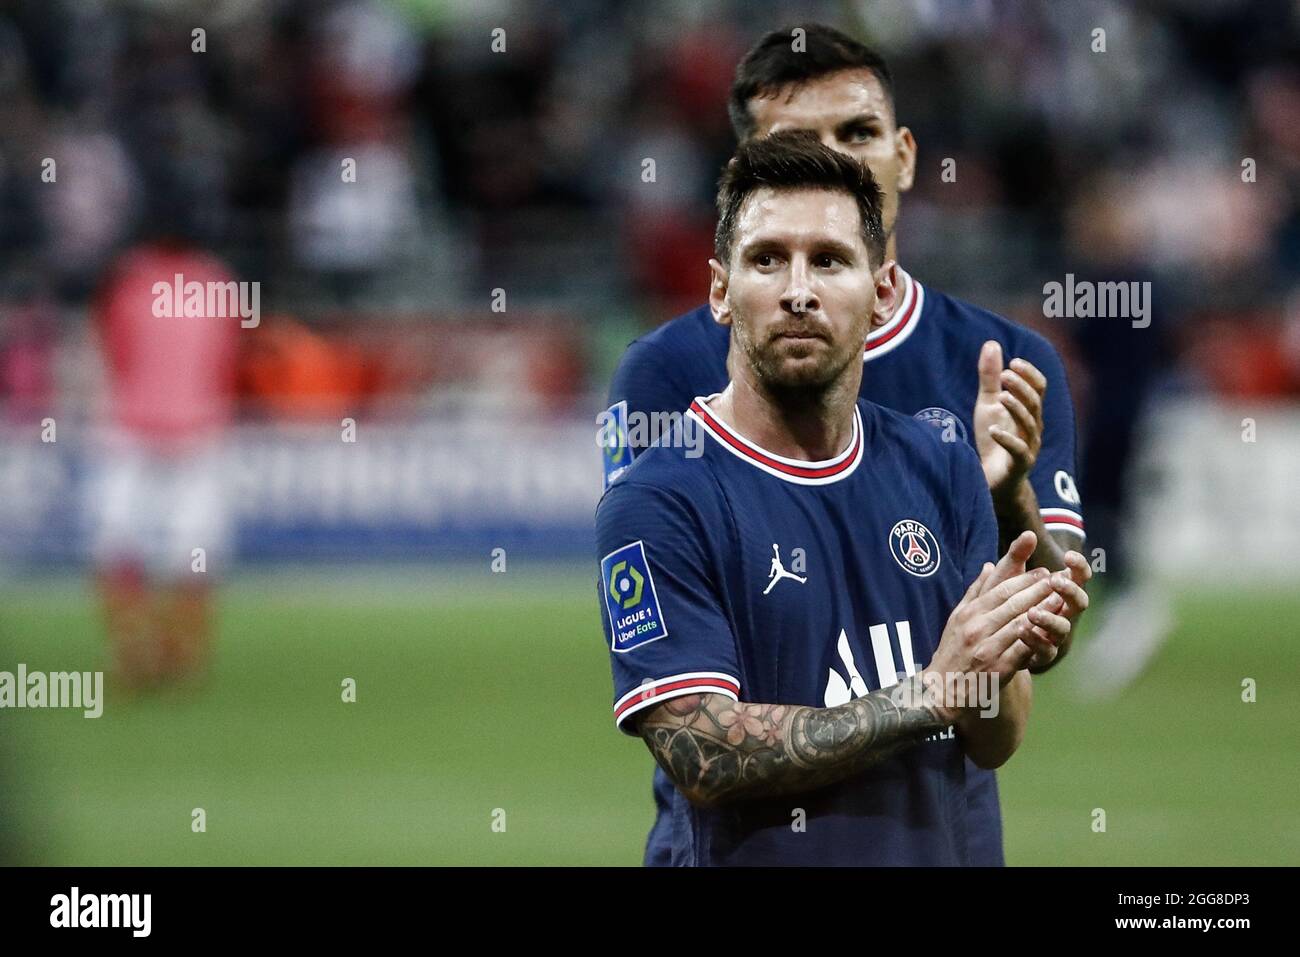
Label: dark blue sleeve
xmin=608 ymin=339 xmax=700 ymax=446
xmin=1020 ymin=336 xmax=1086 ymax=543
xmin=595 ymin=480 xmax=742 ymax=735
xmin=955 ymin=443 xmax=999 ymax=589
xmin=600 ymin=338 xmax=705 ymax=489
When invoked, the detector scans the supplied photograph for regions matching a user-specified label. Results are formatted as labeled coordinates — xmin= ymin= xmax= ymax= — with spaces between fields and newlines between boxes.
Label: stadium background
xmin=0 ymin=0 xmax=1297 ymax=865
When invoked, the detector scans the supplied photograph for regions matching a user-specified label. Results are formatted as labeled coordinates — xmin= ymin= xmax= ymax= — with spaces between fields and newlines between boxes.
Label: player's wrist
xmin=990 ymin=475 xmax=1034 ymax=521
xmin=915 ymin=670 xmax=962 ymax=725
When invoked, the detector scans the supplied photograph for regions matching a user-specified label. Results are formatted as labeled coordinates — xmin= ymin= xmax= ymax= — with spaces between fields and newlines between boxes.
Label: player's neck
xmin=708 ymin=370 xmax=859 ymax=462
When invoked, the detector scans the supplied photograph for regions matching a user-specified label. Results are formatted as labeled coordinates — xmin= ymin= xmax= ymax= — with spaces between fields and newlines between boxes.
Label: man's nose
xmin=781 ymin=260 xmax=820 ymax=315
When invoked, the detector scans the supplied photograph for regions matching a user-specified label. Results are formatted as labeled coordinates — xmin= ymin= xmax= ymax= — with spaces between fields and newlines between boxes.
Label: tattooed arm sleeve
xmin=636 ymin=677 xmax=949 ymax=809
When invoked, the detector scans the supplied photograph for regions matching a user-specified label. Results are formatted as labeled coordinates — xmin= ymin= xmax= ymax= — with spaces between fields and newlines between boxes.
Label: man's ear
xmin=895 ymin=126 xmax=917 ymax=193
xmin=871 ymin=260 xmax=898 ymax=329
xmin=708 ymin=258 xmax=732 ymax=326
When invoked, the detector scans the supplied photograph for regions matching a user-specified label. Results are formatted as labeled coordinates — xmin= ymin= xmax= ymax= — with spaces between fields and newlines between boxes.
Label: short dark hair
xmin=728 ymin=24 xmax=895 ymax=142
xmin=714 ymin=130 xmax=886 ymax=267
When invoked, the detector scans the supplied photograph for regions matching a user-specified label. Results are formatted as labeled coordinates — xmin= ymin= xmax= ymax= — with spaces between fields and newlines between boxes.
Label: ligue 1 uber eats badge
xmin=601 ymin=540 xmax=666 ymax=651
xmin=601 ymin=400 xmax=633 ymax=488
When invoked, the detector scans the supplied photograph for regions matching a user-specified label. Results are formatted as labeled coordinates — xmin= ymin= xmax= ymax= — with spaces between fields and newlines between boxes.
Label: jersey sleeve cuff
xmin=613 ymin=671 xmax=741 ymax=736
xmin=1041 ymin=507 xmax=1085 ymax=538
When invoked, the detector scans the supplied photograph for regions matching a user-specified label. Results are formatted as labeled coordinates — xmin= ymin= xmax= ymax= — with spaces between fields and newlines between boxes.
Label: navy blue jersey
xmin=595 ymin=396 xmax=999 ymax=866
xmin=603 ymin=269 xmax=1080 ymax=866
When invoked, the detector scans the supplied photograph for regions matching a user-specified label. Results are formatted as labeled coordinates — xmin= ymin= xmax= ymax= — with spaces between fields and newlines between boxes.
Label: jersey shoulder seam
xmin=933 ymin=290 xmax=1062 ymax=360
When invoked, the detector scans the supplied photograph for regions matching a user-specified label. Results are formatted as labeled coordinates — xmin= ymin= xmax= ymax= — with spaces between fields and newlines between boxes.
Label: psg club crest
xmin=913 ymin=407 xmax=968 ymax=444
xmin=889 ymin=519 xmax=941 ymax=577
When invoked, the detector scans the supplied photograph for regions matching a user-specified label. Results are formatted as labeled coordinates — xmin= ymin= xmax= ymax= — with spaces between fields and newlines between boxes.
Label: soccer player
xmin=596 ymin=133 xmax=1085 ymax=865
xmin=603 ymin=24 xmax=1091 ymax=865
xmin=90 ymin=204 xmax=239 ymax=690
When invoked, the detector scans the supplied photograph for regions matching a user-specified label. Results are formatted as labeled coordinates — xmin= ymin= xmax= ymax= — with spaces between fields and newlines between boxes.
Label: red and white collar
xmin=686 ymin=395 xmax=864 ymax=485
xmin=864 ymin=267 xmax=924 ymax=361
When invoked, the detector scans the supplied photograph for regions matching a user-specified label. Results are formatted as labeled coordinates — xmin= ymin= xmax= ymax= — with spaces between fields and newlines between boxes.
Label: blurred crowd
xmin=0 ymin=0 xmax=1297 ymax=420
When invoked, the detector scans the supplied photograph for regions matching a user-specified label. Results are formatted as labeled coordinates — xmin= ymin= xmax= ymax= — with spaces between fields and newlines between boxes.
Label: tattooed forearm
xmin=637 ymin=676 xmax=948 ymax=808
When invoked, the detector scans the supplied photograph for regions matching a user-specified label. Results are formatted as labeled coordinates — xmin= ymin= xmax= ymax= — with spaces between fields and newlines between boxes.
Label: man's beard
xmin=732 ymin=306 xmax=866 ymax=395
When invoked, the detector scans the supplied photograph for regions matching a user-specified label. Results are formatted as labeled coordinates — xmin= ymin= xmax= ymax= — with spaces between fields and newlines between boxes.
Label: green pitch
xmin=1 ymin=565 xmax=1295 ymax=865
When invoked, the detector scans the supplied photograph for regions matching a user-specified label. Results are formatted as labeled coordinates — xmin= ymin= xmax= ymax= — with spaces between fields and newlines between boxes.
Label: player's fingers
xmin=980 ymin=575 xmax=1057 ymax=633
xmin=1035 ymin=590 xmax=1065 ymax=614
xmin=972 ymin=566 xmax=1050 ymax=613
xmin=1003 ymin=613 xmax=1056 ymax=651
xmin=970 ymin=567 xmax=1045 ymax=613
xmin=963 ymin=562 xmax=995 ymax=602
xmin=995 ymin=637 xmax=1037 ymax=674
xmin=984 ymin=531 xmax=1036 ymax=591
xmin=1064 ymin=550 xmax=1092 ymax=583
xmin=993 ymin=530 xmax=1034 ymax=574
xmin=1027 ymin=623 xmax=1055 ymax=646
xmin=978 ymin=340 xmax=1003 ymax=397
xmin=1010 ymin=529 xmax=1038 ymax=563
xmin=971 ymin=568 xmax=1052 ymax=619
xmin=1028 ymin=604 xmax=1071 ymax=641
xmin=982 ymin=610 xmax=1043 ymax=661
xmin=998 ymin=390 xmax=1039 ymax=441
xmin=1000 ymin=370 xmax=1043 ymax=425
xmin=1051 ymin=572 xmax=1090 ymax=614
xmin=1018 ymin=619 xmax=1058 ymax=650
xmin=1019 ymin=635 xmax=1057 ymax=672
xmin=1003 ymin=527 xmax=1034 ymax=564
xmin=1015 ymin=626 xmax=1057 ymax=660
xmin=1009 ymin=357 xmax=1047 ymax=395
xmin=989 ymin=425 xmax=1031 ymax=463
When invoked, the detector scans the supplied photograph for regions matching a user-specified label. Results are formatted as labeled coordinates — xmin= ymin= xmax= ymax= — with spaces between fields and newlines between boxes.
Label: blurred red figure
xmin=91 ymin=232 xmax=241 ymax=690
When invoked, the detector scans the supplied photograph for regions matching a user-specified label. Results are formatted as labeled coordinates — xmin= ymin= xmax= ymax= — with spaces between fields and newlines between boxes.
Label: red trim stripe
xmin=689 ymin=401 xmax=860 ymax=479
xmin=1043 ymin=513 xmax=1085 ymax=531
xmin=614 ymin=676 xmax=740 ymax=721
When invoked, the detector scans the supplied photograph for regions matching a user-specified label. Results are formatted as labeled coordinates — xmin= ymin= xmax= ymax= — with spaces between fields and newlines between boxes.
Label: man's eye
xmin=846 ymin=126 xmax=877 ymax=143
xmin=755 ymin=253 xmax=779 ymax=268
xmin=814 ymin=254 xmax=840 ymax=268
